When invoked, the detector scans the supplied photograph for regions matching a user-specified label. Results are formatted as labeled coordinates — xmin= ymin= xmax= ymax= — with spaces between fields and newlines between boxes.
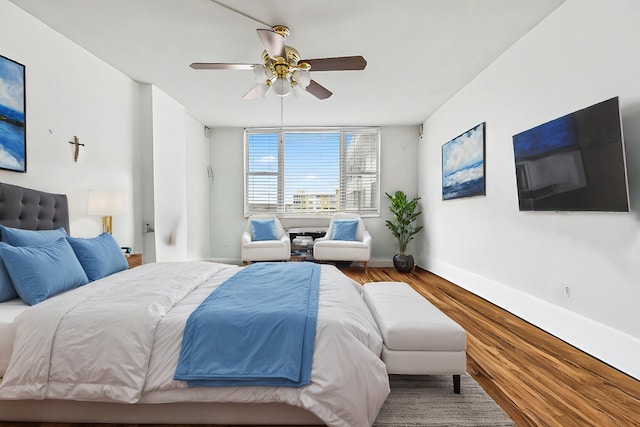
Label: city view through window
xmin=245 ymin=128 xmax=379 ymax=216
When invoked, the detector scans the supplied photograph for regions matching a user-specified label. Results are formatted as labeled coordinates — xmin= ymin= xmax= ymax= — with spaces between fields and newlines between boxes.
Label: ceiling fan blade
xmin=190 ymin=63 xmax=256 ymax=70
xmin=256 ymin=29 xmax=286 ymax=59
xmin=242 ymin=86 xmax=260 ymax=100
xmin=299 ymin=56 xmax=367 ymax=71
xmin=306 ymin=80 xmax=332 ymax=100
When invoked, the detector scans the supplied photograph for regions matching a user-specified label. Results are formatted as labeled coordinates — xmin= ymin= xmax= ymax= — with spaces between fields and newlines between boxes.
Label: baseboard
xmin=204 ymin=257 xmax=394 ymax=268
xmin=419 ymin=256 xmax=640 ymax=381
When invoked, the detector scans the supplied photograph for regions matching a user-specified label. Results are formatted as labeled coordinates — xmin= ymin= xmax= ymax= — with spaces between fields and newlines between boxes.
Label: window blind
xmin=245 ymin=128 xmax=380 ymax=217
xmin=342 ymin=129 xmax=380 ymax=213
xmin=246 ymin=132 xmax=279 ymax=214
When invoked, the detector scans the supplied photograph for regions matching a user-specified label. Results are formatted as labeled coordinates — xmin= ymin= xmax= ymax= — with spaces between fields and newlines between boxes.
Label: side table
xmin=126 ymin=253 xmax=143 ymax=269
xmin=288 ymin=227 xmax=327 ymax=262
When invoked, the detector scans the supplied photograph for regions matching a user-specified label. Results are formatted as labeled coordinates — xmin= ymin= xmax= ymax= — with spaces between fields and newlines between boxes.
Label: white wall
xmin=209 ymin=126 xmax=420 ymax=265
xmin=139 ymin=84 xmax=156 ymax=262
xmin=377 ymin=126 xmax=421 ymax=261
xmin=1 ymin=1 xmax=209 ymax=263
xmin=185 ymin=121 xmax=211 ymax=260
xmin=138 ymin=85 xmax=209 ymax=263
xmin=0 ymin=0 xmax=139 ymax=250
xmin=148 ymin=86 xmax=188 ymax=262
xmin=418 ymin=0 xmax=640 ymax=379
xmin=209 ymin=128 xmax=245 ymax=264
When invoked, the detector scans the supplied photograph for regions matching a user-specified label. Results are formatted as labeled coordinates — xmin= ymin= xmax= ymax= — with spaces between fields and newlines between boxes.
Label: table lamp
xmin=88 ymin=190 xmax=126 ymax=234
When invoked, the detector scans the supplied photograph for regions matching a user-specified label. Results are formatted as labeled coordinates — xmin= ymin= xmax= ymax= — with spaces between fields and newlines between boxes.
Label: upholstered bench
xmin=363 ymin=281 xmax=467 ymax=393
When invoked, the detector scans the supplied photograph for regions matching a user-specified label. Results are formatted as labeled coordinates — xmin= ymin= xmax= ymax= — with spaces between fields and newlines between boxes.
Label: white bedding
xmin=0 ymin=299 xmax=28 ymax=376
xmin=0 ymin=262 xmax=389 ymax=427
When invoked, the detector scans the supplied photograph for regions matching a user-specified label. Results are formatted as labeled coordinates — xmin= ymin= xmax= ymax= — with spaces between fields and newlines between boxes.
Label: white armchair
xmin=241 ymin=216 xmax=291 ymax=263
xmin=313 ymin=213 xmax=371 ymax=272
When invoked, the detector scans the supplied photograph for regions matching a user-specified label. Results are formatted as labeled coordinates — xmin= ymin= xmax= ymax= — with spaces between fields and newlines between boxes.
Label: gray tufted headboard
xmin=0 ymin=183 xmax=70 ymax=233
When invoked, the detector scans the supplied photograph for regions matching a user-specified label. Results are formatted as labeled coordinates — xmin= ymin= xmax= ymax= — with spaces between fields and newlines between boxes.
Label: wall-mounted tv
xmin=512 ymin=97 xmax=629 ymax=212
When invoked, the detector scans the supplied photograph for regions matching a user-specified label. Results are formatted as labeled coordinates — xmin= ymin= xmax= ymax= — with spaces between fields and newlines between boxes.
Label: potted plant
xmin=385 ymin=190 xmax=423 ymax=273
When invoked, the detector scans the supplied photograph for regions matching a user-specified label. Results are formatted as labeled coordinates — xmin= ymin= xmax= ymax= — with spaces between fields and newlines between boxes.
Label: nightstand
xmin=125 ymin=253 xmax=142 ymax=269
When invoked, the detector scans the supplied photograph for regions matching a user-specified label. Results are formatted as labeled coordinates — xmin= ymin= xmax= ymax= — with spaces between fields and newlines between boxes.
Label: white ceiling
xmin=11 ymin=0 xmax=564 ymax=128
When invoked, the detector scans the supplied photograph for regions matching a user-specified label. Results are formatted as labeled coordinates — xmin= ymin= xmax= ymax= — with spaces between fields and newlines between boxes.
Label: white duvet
xmin=0 ymin=262 xmax=389 ymax=427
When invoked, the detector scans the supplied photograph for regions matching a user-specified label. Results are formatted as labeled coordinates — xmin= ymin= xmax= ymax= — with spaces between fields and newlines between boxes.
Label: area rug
xmin=374 ymin=374 xmax=515 ymax=426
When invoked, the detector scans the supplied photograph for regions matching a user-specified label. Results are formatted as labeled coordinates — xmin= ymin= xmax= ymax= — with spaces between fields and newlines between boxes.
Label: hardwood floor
xmin=341 ymin=267 xmax=640 ymax=427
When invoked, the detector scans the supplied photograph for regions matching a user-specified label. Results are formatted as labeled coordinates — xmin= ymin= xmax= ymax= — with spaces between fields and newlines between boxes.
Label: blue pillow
xmin=0 ymin=224 xmax=68 ymax=246
xmin=0 ymin=226 xmax=68 ymax=303
xmin=1 ymin=238 xmax=89 ymax=305
xmin=67 ymin=233 xmax=129 ymax=281
xmin=331 ymin=220 xmax=359 ymax=241
xmin=251 ymin=219 xmax=277 ymax=241
xmin=0 ymin=248 xmax=18 ymax=302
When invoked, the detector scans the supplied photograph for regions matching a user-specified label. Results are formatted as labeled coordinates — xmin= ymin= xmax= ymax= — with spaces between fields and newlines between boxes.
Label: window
xmin=245 ymin=128 xmax=380 ymax=217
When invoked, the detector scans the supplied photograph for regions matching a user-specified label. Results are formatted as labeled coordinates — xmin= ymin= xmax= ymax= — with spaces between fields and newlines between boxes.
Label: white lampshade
xmin=256 ymin=82 xmax=272 ymax=97
xmin=272 ymin=77 xmax=292 ymax=97
xmin=88 ymin=190 xmax=126 ymax=234
xmin=291 ymin=83 xmax=306 ymax=98
xmin=253 ymin=65 xmax=270 ymax=83
xmin=292 ymin=69 xmax=311 ymax=88
xmin=88 ymin=190 xmax=126 ymax=216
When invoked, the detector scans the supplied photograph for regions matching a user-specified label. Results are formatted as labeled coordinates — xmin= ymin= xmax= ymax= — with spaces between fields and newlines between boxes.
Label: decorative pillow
xmin=0 ymin=238 xmax=89 ymax=305
xmin=331 ymin=219 xmax=360 ymax=241
xmin=251 ymin=218 xmax=277 ymax=241
xmin=0 ymin=224 xmax=68 ymax=247
xmin=66 ymin=233 xmax=129 ymax=281
xmin=0 ymin=248 xmax=18 ymax=302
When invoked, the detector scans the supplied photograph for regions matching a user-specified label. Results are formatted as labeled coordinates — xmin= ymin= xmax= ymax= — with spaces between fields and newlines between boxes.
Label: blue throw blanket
xmin=174 ymin=262 xmax=320 ymax=387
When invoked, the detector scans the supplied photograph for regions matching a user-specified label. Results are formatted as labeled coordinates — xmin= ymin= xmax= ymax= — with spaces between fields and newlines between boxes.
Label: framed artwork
xmin=442 ymin=122 xmax=485 ymax=200
xmin=0 ymin=54 xmax=26 ymax=173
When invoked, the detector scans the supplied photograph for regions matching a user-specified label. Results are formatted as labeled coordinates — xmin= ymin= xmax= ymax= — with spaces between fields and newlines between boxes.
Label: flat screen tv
xmin=512 ymin=97 xmax=629 ymax=212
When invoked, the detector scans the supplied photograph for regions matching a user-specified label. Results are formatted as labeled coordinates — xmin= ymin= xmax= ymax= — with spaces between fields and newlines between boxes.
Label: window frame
xmin=244 ymin=127 xmax=381 ymax=218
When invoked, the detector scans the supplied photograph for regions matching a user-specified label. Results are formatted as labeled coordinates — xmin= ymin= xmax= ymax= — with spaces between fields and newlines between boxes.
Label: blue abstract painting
xmin=0 ymin=54 xmax=26 ymax=172
xmin=442 ymin=122 xmax=485 ymax=200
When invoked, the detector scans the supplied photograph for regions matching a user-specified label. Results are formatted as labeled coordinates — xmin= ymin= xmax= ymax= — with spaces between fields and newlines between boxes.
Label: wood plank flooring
xmin=341 ymin=267 xmax=640 ymax=427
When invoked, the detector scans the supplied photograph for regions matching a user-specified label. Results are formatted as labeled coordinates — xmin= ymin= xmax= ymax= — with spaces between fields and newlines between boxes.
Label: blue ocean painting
xmin=442 ymin=123 xmax=485 ymax=200
xmin=0 ymin=55 xmax=26 ymax=172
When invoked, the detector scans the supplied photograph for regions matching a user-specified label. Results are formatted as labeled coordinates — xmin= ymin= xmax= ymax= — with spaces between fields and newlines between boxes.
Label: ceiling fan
xmin=190 ymin=25 xmax=367 ymax=100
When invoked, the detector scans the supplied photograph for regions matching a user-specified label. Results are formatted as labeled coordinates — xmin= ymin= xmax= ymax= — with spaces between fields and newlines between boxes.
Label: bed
xmin=0 ymin=182 xmax=390 ymax=426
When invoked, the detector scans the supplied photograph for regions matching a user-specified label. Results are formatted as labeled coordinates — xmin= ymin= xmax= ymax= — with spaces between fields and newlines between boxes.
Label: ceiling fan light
xmin=291 ymin=83 xmax=306 ymax=98
xmin=272 ymin=77 xmax=292 ymax=97
xmin=293 ymin=69 xmax=311 ymax=88
xmin=256 ymin=82 xmax=271 ymax=97
xmin=253 ymin=65 xmax=270 ymax=82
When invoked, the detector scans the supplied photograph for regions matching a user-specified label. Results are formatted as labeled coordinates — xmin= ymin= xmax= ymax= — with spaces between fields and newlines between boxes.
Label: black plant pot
xmin=393 ymin=253 xmax=415 ymax=273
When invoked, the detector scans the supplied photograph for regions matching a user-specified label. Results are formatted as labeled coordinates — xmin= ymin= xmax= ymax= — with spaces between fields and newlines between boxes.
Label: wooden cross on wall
xmin=68 ymin=135 xmax=85 ymax=162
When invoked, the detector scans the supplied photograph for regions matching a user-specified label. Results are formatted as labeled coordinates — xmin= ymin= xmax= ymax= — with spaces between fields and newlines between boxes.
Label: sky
xmin=0 ymin=56 xmax=24 ymax=113
xmin=284 ymin=132 xmax=340 ymax=197
xmin=442 ymin=123 xmax=484 ymax=177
